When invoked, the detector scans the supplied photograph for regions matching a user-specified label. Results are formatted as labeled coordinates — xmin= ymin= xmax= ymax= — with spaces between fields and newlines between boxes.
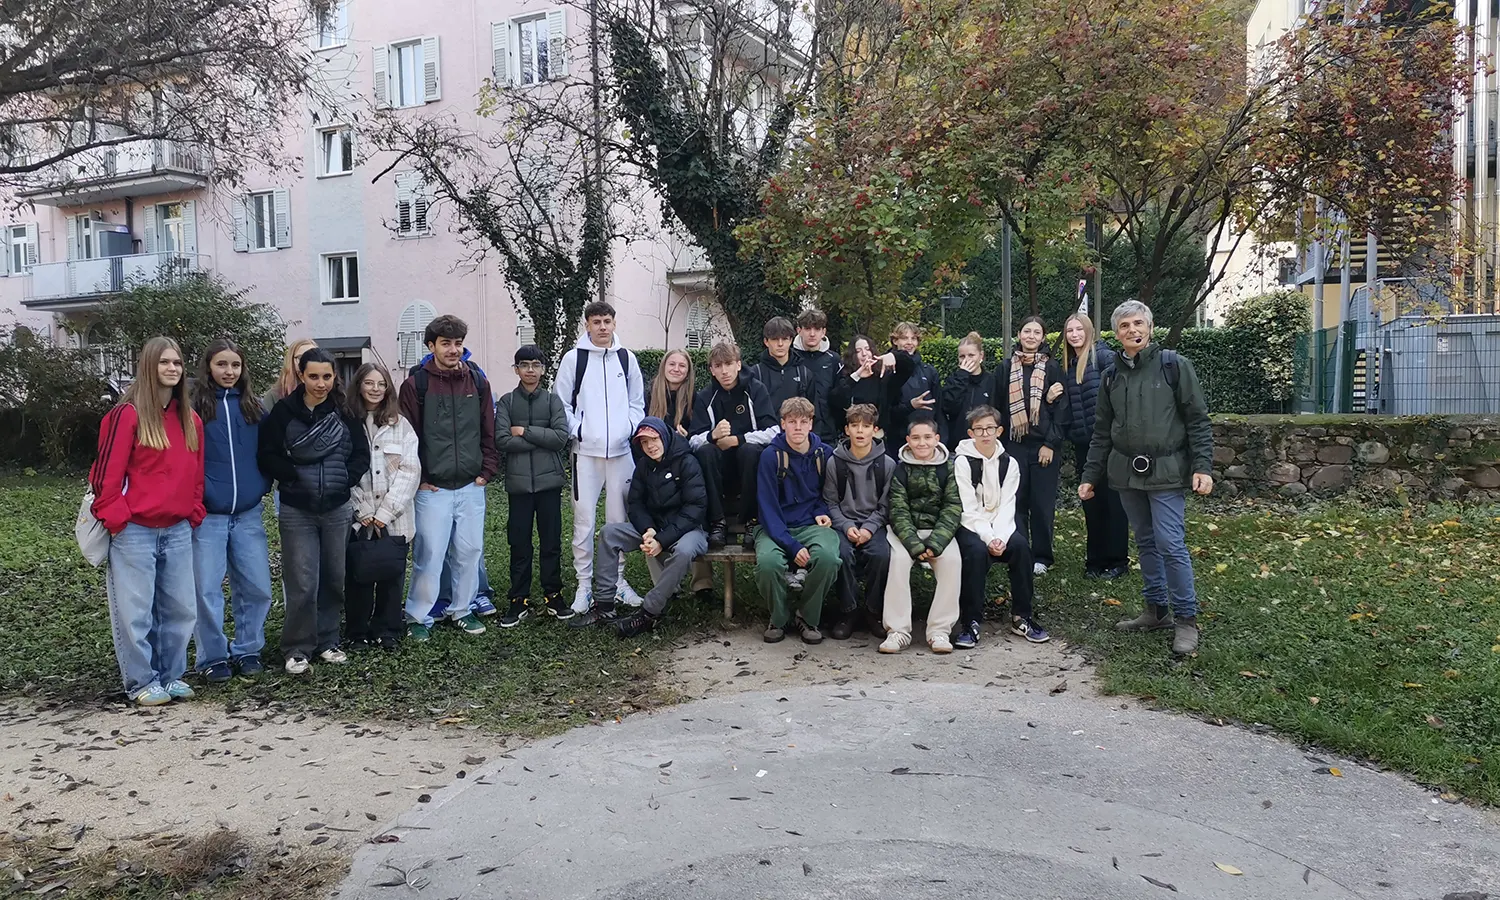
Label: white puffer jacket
xmin=350 ymin=413 xmax=421 ymax=540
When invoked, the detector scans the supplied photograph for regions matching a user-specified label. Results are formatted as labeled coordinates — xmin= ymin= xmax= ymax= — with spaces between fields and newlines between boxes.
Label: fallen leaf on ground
xmin=1050 ymin=681 xmax=1068 ymax=695
xmin=1238 ymin=671 xmax=1259 ymax=678
xmin=1141 ymin=875 xmax=1178 ymax=891
xmin=1214 ymin=862 xmax=1244 ymax=875
xmin=1426 ymin=715 xmax=1446 ymax=729
xmin=1102 ymin=598 xmax=1122 ymax=606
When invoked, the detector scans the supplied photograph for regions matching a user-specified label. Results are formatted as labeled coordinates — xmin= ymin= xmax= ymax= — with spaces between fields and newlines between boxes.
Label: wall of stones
xmin=1210 ymin=416 xmax=1500 ymax=502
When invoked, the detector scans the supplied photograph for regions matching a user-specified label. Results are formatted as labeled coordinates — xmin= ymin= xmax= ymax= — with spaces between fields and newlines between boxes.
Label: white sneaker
xmin=1033 ymin=562 xmax=1049 ymax=577
xmin=284 ymin=655 xmax=310 ymax=675
xmin=572 ymin=585 xmax=592 ymax=615
xmin=617 ymin=583 xmax=646 ymax=608
xmin=929 ymin=635 xmax=953 ymax=654
xmin=318 ymin=648 xmax=348 ymax=665
xmin=878 ymin=632 xmax=911 ymax=654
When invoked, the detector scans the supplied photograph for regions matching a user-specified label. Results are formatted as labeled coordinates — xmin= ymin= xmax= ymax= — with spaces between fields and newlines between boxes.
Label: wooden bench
xmin=700 ymin=545 xmax=756 ymax=618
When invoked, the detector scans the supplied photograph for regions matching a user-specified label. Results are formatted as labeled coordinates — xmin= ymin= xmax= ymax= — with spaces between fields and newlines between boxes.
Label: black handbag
xmin=346 ymin=524 xmax=408 ymax=584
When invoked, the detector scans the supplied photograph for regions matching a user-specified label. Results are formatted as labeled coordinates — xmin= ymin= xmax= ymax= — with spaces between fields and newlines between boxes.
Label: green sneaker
xmin=451 ymin=613 xmax=487 ymax=635
xmin=407 ymin=622 xmax=432 ymax=642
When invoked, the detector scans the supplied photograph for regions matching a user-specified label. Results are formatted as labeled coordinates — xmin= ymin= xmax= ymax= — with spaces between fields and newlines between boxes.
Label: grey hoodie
xmin=822 ymin=438 xmax=897 ymax=536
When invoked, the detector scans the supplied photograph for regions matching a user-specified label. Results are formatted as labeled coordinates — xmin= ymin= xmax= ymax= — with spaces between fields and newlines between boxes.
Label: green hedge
xmin=636 ymin=328 xmax=1283 ymax=415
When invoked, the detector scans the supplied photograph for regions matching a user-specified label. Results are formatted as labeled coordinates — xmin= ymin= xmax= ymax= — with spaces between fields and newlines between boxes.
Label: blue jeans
xmin=191 ymin=503 xmax=274 ymax=668
xmin=106 ymin=521 xmax=196 ymax=695
xmin=405 ymin=483 xmax=486 ymax=626
xmin=1117 ymin=488 xmax=1198 ymax=618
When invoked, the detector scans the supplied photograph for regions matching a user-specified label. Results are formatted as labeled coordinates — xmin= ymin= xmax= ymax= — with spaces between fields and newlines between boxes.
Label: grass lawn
xmin=3 ymin=472 xmax=1499 ymax=803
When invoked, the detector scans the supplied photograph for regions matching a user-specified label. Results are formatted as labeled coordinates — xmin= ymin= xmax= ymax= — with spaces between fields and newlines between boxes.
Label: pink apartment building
xmin=0 ymin=0 xmax=734 ymax=380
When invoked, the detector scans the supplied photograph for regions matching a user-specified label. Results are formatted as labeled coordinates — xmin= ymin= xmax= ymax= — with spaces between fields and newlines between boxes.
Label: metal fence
xmin=1294 ymin=314 xmax=1500 ymax=415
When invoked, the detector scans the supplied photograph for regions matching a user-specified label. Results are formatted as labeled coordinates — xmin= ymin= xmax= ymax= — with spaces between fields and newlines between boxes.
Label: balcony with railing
xmin=19 ymin=139 xmax=210 ymax=206
xmin=22 ymin=252 xmax=211 ymax=311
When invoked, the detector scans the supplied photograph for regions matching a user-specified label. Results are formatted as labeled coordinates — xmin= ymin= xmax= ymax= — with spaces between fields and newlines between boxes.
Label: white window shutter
xmin=23 ymin=224 xmax=38 ymax=268
xmin=232 ymin=196 xmax=249 ymax=252
xmin=372 ymin=45 xmax=390 ymax=108
xmin=273 ymin=188 xmax=292 ymax=248
xmin=414 ymin=179 xmax=431 ymax=234
xmin=66 ymin=216 xmax=79 ymax=260
xmin=547 ymin=9 xmax=567 ymax=78
xmin=491 ymin=22 xmax=510 ymax=84
xmin=422 ymin=35 xmax=441 ymax=102
xmin=180 ymin=201 xmax=197 ymax=256
xmin=142 ymin=206 xmax=157 ymax=255
xmin=395 ymin=171 xmax=414 ymax=235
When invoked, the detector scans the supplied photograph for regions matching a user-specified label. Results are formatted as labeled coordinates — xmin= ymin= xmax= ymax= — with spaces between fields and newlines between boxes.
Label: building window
xmin=315 ymin=0 xmax=349 ymax=48
xmin=325 ymin=253 xmax=360 ymax=302
xmin=157 ymin=203 xmax=185 ymax=253
xmin=517 ymin=15 xmax=551 ymax=85
xmin=393 ymin=41 xmax=424 ymax=108
xmin=319 ymin=127 xmax=354 ymax=176
xmin=249 ymin=191 xmax=274 ymax=250
xmin=685 ymin=299 xmax=711 ymax=349
xmin=497 ymin=11 xmax=566 ymax=85
xmin=395 ymin=171 xmax=433 ymax=237
xmin=397 ymin=300 xmax=438 ymax=367
xmin=517 ymin=310 xmax=536 ymax=346
xmin=7 ymin=225 xmax=31 ymax=274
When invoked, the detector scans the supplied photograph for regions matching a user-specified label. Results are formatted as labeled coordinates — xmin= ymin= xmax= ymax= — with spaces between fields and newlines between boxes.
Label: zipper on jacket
xmin=223 ymin=393 xmax=239 ymax=513
xmin=602 ymin=348 xmax=612 ymax=459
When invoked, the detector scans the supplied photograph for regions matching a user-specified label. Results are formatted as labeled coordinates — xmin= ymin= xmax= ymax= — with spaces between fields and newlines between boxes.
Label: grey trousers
xmin=278 ymin=501 xmax=354 ymax=658
xmin=593 ymin=522 xmax=708 ymax=615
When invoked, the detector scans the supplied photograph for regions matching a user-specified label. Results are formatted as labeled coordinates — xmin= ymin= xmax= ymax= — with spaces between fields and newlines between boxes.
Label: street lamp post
xmin=939 ymin=293 xmax=966 ymax=335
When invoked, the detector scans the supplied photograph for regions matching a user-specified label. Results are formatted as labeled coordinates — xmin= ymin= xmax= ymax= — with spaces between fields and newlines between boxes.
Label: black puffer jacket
xmin=258 ymin=387 xmax=371 ymax=513
xmin=940 ymin=368 xmax=998 ymax=448
xmin=1063 ymin=341 xmax=1116 ymax=445
xmin=889 ymin=351 xmax=946 ymax=454
xmin=627 ymin=416 xmax=708 ymax=550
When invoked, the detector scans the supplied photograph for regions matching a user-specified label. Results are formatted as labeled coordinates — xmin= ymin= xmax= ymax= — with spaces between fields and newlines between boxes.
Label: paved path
xmin=340 ymin=682 xmax=1498 ymax=899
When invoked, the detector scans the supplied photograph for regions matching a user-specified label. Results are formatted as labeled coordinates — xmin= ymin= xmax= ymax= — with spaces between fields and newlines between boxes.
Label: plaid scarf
xmin=1007 ymin=350 xmax=1048 ymax=441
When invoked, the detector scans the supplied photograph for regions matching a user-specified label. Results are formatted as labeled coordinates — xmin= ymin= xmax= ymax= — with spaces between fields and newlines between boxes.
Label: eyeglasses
xmin=971 ymin=426 xmax=999 ymax=435
xmin=516 ymin=362 xmax=545 ymax=371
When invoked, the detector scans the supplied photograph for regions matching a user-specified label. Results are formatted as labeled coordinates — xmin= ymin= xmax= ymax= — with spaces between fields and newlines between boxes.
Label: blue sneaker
xmin=473 ymin=596 xmax=498 ymax=617
xmin=430 ymin=598 xmax=450 ymax=619
xmin=234 ymin=655 xmax=265 ymax=679
xmin=1010 ymin=617 xmax=1051 ymax=644
xmin=954 ymin=621 xmax=979 ymax=650
xmin=164 ymin=679 xmax=195 ymax=700
xmin=130 ymin=684 xmax=171 ymax=707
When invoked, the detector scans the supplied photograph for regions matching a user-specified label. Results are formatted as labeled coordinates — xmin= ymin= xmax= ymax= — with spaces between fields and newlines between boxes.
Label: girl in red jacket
xmin=89 ymin=336 xmax=206 ymax=706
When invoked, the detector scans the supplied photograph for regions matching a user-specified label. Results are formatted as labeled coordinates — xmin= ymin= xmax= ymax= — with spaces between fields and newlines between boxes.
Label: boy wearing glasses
xmin=494 ymin=345 xmax=571 ymax=624
xmin=953 ymin=405 xmax=1046 ymax=649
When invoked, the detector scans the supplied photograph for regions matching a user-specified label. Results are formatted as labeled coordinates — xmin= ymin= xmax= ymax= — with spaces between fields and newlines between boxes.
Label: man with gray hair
xmin=1079 ymin=300 xmax=1214 ymax=655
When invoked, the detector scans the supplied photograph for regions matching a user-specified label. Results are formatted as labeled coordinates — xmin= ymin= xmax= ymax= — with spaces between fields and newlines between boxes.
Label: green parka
xmin=888 ymin=442 xmax=963 ymax=558
xmin=1081 ymin=343 xmax=1213 ymax=492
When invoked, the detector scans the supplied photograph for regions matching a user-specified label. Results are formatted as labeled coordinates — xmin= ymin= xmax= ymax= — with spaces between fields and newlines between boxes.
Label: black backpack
xmin=409 ymin=360 xmax=482 ymax=411
xmin=1102 ymin=349 xmax=1180 ymax=392
xmin=832 ymin=453 xmax=892 ymax=503
xmin=570 ymin=347 xmax=633 ymax=408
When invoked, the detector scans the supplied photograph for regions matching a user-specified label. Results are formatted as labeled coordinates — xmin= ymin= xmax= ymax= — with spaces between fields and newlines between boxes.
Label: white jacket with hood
xmin=554 ymin=333 xmax=646 ymax=459
xmin=954 ymin=437 xmax=1020 ymax=547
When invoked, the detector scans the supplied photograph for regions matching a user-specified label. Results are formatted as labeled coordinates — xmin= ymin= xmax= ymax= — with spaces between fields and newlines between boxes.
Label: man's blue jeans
xmin=404 ymin=483 xmax=486 ymax=626
xmin=106 ymin=521 xmax=196 ymax=695
xmin=191 ymin=502 xmax=274 ymax=668
xmin=1117 ymin=488 xmax=1198 ymax=618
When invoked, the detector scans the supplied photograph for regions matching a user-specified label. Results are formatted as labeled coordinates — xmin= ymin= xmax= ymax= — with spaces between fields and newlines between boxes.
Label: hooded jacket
xmin=626 ymin=416 xmax=708 ymax=550
xmin=889 ymin=442 xmax=961 ymax=558
xmin=822 ymin=439 xmax=895 ymax=536
xmin=688 ymin=373 xmax=778 ymax=450
xmin=201 ymin=387 xmax=272 ymax=516
xmin=746 ymin=354 xmax=812 ymax=420
xmin=258 ymin=387 xmax=371 ymax=513
xmin=792 ymin=334 xmax=842 ymax=443
xmin=756 ymin=431 xmax=832 ymax=556
xmin=555 ymin=333 xmax=645 ymax=458
xmin=940 ymin=367 xmax=998 ymax=449
xmin=398 ymin=358 xmax=500 ymax=489
xmin=1063 ymin=341 xmax=1116 ymax=445
xmin=954 ymin=438 xmax=1021 ymax=547
xmin=495 ymin=384 xmax=570 ymax=494
xmin=90 ymin=400 xmax=207 ymax=534
xmin=1082 ymin=343 xmax=1213 ymax=492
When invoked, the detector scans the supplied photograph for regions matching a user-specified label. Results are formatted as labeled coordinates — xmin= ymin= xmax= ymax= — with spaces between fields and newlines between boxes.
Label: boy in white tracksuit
xmin=953 ymin=405 xmax=1046 ymax=650
xmin=554 ymin=302 xmax=646 ymax=612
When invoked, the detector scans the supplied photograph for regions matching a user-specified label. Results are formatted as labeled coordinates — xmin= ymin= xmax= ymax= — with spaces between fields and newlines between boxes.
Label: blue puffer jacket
xmin=1064 ymin=341 xmax=1116 ymax=445
xmin=203 ymin=387 xmax=272 ymax=515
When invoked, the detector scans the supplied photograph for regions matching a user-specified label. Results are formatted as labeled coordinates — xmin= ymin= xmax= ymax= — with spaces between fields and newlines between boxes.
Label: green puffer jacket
xmin=494 ymin=385 xmax=570 ymax=494
xmin=888 ymin=443 xmax=963 ymax=558
xmin=1081 ymin=343 xmax=1214 ymax=492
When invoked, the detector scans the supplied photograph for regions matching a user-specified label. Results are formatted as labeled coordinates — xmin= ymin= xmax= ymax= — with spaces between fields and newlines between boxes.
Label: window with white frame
xmin=248 ymin=191 xmax=274 ymax=250
xmin=517 ymin=310 xmax=536 ymax=346
xmin=6 ymin=224 xmax=38 ymax=275
xmin=394 ymin=41 xmax=423 ymax=107
xmin=324 ymin=253 xmax=360 ymax=302
xmin=315 ymin=0 xmax=349 ymax=48
xmin=319 ymin=126 xmax=354 ymax=176
xmin=394 ymin=171 xmax=433 ymax=237
xmin=233 ymin=190 xmax=290 ymax=252
xmin=494 ymin=10 xmax=567 ymax=85
xmin=685 ymin=298 xmax=711 ymax=349
xmin=374 ymin=36 xmax=440 ymax=108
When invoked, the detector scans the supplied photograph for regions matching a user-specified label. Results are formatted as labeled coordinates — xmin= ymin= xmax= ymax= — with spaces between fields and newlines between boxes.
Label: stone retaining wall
xmin=1210 ymin=415 xmax=1500 ymax=502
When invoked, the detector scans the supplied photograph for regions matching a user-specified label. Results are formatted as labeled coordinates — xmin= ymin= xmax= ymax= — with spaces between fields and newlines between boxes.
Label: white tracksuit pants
xmin=571 ymin=452 xmax=633 ymax=604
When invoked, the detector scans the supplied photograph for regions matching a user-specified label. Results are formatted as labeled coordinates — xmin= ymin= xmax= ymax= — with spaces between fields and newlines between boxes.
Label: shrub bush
xmin=1222 ymin=289 xmax=1309 ymax=405
xmin=0 ymin=326 xmax=114 ymax=466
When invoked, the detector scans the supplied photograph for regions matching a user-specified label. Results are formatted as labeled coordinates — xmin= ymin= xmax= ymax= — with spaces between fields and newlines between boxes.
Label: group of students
xmin=85 ymin=296 xmax=1213 ymax=707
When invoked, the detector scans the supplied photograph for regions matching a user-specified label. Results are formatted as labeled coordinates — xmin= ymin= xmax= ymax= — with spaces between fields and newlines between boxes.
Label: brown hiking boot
xmin=1172 ymin=617 xmax=1200 ymax=655
xmin=1116 ymin=604 xmax=1174 ymax=633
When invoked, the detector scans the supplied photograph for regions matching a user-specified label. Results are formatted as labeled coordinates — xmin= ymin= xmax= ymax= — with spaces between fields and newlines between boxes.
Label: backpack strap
xmin=874 ymin=456 xmax=889 ymax=501
xmin=570 ymin=347 xmax=633 ymax=410
xmin=965 ymin=454 xmax=983 ymax=489
xmin=410 ymin=365 xmax=429 ymax=411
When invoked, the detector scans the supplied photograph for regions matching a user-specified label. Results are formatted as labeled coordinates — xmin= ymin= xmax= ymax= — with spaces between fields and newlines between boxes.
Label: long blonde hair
xmin=121 ymin=336 xmax=198 ymax=452
xmin=1060 ymin=314 xmax=1097 ymax=384
xmin=276 ymin=339 xmax=319 ymax=399
xmin=649 ymin=349 xmax=695 ymax=430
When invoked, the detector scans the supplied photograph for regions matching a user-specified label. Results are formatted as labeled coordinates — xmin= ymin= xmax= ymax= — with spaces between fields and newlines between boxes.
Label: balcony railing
xmin=19 ymin=139 xmax=210 ymax=205
xmin=23 ymin=252 xmax=211 ymax=307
